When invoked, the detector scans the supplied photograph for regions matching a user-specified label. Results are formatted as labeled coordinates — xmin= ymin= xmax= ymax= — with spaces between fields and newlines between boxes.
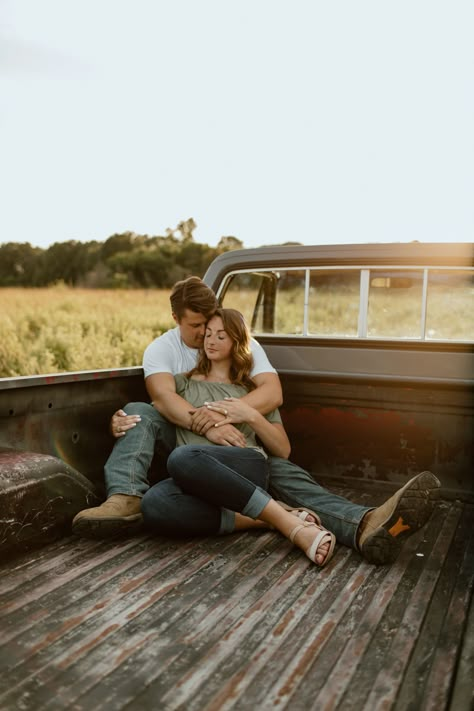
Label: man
xmin=72 ymin=277 xmax=440 ymax=565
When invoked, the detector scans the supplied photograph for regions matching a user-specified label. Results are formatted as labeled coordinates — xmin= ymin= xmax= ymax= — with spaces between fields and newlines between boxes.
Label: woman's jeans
xmin=104 ymin=402 xmax=370 ymax=549
xmin=141 ymin=445 xmax=271 ymax=537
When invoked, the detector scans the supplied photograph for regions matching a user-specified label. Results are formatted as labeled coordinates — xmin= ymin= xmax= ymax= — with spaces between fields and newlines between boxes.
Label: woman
xmin=141 ymin=308 xmax=335 ymax=567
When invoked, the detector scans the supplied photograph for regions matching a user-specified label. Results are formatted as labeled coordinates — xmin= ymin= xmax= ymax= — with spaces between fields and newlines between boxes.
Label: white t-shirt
xmin=143 ymin=326 xmax=276 ymax=379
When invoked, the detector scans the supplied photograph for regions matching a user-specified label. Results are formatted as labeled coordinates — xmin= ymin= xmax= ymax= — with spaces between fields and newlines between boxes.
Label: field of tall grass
xmin=2 ymin=277 xmax=472 ymax=378
xmin=0 ymin=287 xmax=174 ymax=378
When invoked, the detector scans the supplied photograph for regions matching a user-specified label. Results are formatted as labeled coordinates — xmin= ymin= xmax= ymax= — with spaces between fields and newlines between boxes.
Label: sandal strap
xmin=289 ymin=521 xmax=317 ymax=544
xmin=276 ymin=501 xmax=321 ymax=526
xmin=289 ymin=522 xmax=336 ymax=567
xmin=306 ymin=530 xmax=332 ymax=563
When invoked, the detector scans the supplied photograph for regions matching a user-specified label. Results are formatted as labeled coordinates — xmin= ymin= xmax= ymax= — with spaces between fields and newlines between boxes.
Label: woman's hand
xmin=204 ymin=397 xmax=257 ymax=427
xmin=206 ymin=397 xmax=291 ymax=459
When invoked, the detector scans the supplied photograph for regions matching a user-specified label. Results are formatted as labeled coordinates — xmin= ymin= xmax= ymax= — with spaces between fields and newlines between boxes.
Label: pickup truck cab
xmin=1 ymin=242 xmax=473 ymax=710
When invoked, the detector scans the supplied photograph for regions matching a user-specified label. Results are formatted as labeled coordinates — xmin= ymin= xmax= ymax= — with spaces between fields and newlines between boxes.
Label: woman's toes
xmin=290 ymin=521 xmax=334 ymax=567
xmin=315 ymin=542 xmax=330 ymax=565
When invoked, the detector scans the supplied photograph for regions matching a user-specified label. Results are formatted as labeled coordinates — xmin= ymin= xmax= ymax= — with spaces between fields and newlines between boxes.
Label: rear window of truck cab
xmin=217 ymin=265 xmax=473 ymax=342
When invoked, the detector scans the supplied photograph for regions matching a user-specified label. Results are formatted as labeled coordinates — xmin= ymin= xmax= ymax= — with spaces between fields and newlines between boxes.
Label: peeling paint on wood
xmin=0 ymin=490 xmax=472 ymax=710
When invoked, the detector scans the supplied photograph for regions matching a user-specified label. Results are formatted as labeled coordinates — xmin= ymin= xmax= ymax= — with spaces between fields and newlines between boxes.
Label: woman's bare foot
xmin=234 ymin=513 xmax=271 ymax=531
xmin=255 ymin=500 xmax=336 ymax=566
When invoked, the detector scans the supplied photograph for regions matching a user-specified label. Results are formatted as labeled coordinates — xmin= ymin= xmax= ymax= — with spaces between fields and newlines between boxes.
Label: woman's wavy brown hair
xmin=188 ymin=308 xmax=256 ymax=391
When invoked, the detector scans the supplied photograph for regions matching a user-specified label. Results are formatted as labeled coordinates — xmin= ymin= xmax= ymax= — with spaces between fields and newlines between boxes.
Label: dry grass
xmin=0 ymin=286 xmax=174 ymax=377
xmin=1 ymin=278 xmax=472 ymax=378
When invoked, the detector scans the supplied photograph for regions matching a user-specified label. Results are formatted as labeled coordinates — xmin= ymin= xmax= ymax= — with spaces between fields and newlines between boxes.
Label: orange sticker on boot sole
xmin=388 ymin=517 xmax=411 ymax=537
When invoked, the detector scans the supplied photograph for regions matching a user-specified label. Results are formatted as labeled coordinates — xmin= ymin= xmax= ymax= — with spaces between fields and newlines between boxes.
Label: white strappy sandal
xmin=289 ymin=521 xmax=336 ymax=567
xmin=276 ymin=501 xmax=322 ymax=526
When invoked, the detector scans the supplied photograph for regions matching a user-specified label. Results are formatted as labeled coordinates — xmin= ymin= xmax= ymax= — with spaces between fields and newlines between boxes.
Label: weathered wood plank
xmin=0 ymin=493 xmax=472 ymax=711
xmin=395 ymin=503 xmax=474 ymax=711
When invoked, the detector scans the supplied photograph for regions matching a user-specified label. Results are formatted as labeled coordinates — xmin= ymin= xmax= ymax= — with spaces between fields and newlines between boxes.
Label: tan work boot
xmin=72 ymin=494 xmax=143 ymax=539
xmin=357 ymin=471 xmax=441 ymax=565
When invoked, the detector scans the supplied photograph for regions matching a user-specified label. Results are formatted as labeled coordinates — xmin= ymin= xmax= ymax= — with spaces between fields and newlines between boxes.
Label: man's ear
xmin=171 ymin=312 xmax=179 ymax=325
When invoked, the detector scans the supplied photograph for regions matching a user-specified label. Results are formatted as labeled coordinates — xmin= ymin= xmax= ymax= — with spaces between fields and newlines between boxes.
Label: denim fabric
xmin=142 ymin=445 xmax=271 ymax=536
xmin=267 ymin=456 xmax=371 ymax=549
xmin=104 ymin=403 xmax=370 ymax=550
xmin=104 ymin=402 xmax=175 ymax=497
xmin=141 ymin=478 xmax=224 ymax=536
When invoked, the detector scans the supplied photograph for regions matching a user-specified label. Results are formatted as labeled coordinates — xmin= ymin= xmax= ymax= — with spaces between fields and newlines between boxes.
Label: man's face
xmin=174 ymin=309 xmax=208 ymax=349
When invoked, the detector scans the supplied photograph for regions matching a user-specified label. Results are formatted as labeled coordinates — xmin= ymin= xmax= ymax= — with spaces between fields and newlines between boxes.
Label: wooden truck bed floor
xmin=1 ymin=485 xmax=473 ymax=711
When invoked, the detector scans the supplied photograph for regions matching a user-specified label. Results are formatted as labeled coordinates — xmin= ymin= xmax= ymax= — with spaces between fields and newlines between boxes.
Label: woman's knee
xmin=167 ymin=446 xmax=202 ymax=480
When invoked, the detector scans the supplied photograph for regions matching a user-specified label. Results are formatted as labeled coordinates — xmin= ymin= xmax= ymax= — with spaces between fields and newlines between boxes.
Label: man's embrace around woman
xmin=73 ymin=277 xmax=440 ymax=567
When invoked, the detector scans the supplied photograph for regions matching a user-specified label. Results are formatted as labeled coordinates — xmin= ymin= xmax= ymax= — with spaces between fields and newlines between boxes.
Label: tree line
xmin=0 ymin=219 xmax=244 ymax=288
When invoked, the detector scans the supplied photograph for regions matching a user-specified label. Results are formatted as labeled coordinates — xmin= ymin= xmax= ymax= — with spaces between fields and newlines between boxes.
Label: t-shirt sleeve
xmin=249 ymin=338 xmax=277 ymax=376
xmin=143 ymin=336 xmax=176 ymax=378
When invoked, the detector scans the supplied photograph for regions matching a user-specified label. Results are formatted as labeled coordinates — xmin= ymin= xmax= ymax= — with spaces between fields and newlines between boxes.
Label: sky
xmin=1 ymin=0 xmax=473 ymax=251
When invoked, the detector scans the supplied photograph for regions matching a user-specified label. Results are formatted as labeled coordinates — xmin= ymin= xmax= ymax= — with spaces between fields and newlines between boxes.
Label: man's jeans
xmin=142 ymin=445 xmax=270 ymax=536
xmin=105 ymin=403 xmax=174 ymax=497
xmin=267 ymin=457 xmax=370 ymax=550
xmin=104 ymin=402 xmax=370 ymax=550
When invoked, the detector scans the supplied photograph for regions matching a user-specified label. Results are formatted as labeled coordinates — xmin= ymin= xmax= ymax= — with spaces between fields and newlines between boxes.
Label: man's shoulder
xmin=249 ymin=336 xmax=268 ymax=355
xmin=248 ymin=336 xmax=277 ymax=375
xmin=146 ymin=327 xmax=180 ymax=351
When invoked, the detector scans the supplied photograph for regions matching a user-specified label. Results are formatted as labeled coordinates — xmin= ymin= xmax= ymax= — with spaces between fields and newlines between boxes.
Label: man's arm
xmin=147 ymin=372 xmax=247 ymax=446
xmin=191 ymin=371 xmax=283 ymax=435
xmin=239 ymin=372 xmax=282 ymax=412
xmin=146 ymin=373 xmax=195 ymax=429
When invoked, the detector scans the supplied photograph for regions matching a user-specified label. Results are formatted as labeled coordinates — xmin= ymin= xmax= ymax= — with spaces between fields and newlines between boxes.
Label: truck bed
xmin=1 ymin=484 xmax=472 ymax=711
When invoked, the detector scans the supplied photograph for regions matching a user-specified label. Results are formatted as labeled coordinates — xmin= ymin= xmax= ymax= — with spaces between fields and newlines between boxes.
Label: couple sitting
xmin=73 ymin=277 xmax=440 ymax=567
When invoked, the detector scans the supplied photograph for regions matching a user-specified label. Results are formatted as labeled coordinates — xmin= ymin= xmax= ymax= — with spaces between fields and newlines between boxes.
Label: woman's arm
xmin=147 ymin=373 xmax=248 ymax=447
xmin=147 ymin=372 xmax=195 ymax=428
xmin=191 ymin=373 xmax=283 ymax=435
xmin=209 ymin=397 xmax=291 ymax=459
xmin=253 ymin=419 xmax=291 ymax=459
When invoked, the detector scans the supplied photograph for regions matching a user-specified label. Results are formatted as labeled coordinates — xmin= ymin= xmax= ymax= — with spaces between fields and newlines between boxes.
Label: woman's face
xmin=204 ymin=315 xmax=233 ymax=362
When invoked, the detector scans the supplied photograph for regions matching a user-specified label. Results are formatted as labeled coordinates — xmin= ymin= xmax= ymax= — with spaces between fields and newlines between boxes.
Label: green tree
xmin=0 ymin=242 xmax=44 ymax=286
xmin=0 ymin=220 xmax=245 ymax=288
xmin=42 ymin=241 xmax=96 ymax=286
xmin=217 ymin=236 xmax=244 ymax=252
xmin=165 ymin=218 xmax=197 ymax=243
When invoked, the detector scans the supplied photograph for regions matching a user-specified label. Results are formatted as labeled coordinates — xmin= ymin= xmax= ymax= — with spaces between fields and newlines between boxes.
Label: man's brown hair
xmin=169 ymin=276 xmax=218 ymax=320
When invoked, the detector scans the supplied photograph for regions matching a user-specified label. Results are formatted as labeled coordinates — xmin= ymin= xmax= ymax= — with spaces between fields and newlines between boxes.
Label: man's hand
xmin=190 ymin=406 xmax=225 ymax=435
xmin=204 ymin=423 xmax=247 ymax=447
xmin=110 ymin=409 xmax=141 ymax=438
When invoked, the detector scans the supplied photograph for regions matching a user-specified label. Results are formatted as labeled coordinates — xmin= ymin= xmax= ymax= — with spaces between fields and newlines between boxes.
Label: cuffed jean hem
xmin=219 ymin=508 xmax=236 ymax=535
xmin=106 ymin=489 xmax=143 ymax=498
xmin=218 ymin=488 xmax=271 ymax=535
xmin=242 ymin=487 xmax=272 ymax=520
